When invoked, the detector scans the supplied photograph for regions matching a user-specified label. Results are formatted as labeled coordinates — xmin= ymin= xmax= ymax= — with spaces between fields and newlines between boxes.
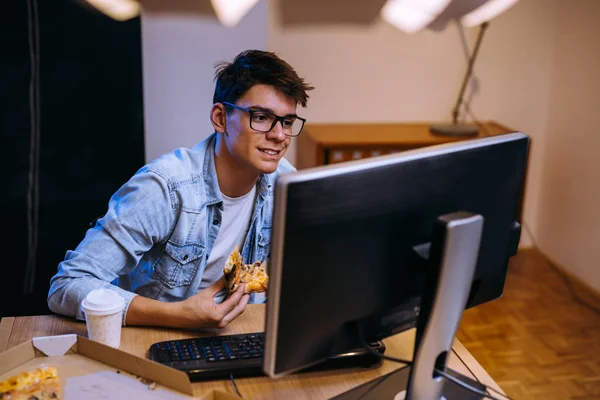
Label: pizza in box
xmin=0 ymin=365 xmax=61 ymax=399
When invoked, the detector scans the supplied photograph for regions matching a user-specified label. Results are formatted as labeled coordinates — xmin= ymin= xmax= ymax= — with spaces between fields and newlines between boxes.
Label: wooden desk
xmin=0 ymin=305 xmax=503 ymax=399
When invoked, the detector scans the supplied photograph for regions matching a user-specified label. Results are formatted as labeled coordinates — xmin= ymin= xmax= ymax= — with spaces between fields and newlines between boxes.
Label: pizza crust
xmin=224 ymin=246 xmax=268 ymax=294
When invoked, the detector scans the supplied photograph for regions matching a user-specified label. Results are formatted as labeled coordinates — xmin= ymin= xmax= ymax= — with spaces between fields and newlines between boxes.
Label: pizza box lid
xmin=0 ymin=334 xmax=241 ymax=399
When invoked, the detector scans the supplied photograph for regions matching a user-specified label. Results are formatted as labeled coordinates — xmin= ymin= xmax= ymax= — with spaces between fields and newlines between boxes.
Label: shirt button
xmin=183 ymin=254 xmax=189 ymax=261
xmin=213 ymin=219 xmax=220 ymax=225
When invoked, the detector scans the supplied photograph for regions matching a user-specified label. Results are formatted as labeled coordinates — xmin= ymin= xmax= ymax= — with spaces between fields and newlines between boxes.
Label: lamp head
xmin=210 ymin=0 xmax=261 ymax=28
xmin=80 ymin=0 xmax=141 ymax=21
xmin=381 ymin=0 xmax=519 ymax=33
xmin=80 ymin=0 xmax=261 ymax=27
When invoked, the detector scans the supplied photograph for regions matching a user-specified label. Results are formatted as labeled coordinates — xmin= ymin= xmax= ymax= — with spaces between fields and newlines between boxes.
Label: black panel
xmin=0 ymin=0 xmax=144 ymax=317
xmin=270 ymin=134 xmax=529 ymax=375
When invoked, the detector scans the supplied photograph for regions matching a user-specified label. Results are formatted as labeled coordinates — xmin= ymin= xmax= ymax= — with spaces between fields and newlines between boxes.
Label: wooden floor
xmin=457 ymin=249 xmax=600 ymax=400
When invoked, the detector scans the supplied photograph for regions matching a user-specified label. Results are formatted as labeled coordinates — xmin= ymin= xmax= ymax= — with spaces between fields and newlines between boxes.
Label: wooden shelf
xmin=296 ymin=120 xmax=515 ymax=169
xmin=295 ymin=120 xmax=525 ymax=221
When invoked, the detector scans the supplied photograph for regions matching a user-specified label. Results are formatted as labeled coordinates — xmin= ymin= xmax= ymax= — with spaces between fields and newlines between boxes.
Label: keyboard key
xmin=158 ymin=351 xmax=170 ymax=363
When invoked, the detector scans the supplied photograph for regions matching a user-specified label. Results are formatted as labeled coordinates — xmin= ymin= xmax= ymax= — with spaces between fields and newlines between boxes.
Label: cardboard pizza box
xmin=0 ymin=334 xmax=240 ymax=399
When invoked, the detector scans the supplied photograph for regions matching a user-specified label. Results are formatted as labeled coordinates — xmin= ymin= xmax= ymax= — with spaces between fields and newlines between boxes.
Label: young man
xmin=47 ymin=50 xmax=314 ymax=329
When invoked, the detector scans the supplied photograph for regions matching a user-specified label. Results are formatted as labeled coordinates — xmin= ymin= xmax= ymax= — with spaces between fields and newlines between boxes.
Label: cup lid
xmin=82 ymin=289 xmax=125 ymax=316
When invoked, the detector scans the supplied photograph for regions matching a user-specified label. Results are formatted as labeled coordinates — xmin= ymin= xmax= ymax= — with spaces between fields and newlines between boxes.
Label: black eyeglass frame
xmin=221 ymin=102 xmax=306 ymax=137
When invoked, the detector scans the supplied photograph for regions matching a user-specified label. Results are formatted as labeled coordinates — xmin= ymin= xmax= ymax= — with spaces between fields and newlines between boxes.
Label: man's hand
xmin=179 ymin=277 xmax=250 ymax=329
xmin=126 ymin=277 xmax=250 ymax=329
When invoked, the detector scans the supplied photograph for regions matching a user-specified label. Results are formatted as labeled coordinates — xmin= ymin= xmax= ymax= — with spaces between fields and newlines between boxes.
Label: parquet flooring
xmin=457 ymin=249 xmax=600 ymax=400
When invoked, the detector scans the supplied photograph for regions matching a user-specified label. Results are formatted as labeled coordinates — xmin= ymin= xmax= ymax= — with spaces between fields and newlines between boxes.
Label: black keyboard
xmin=149 ymin=332 xmax=385 ymax=381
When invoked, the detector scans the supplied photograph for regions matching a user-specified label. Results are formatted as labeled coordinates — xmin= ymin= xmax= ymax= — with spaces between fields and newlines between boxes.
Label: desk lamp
xmin=381 ymin=0 xmax=519 ymax=137
xmin=379 ymin=3 xmax=521 ymax=397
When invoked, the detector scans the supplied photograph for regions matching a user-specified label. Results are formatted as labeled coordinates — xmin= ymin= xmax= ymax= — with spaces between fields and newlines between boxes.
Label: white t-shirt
xmin=198 ymin=186 xmax=257 ymax=303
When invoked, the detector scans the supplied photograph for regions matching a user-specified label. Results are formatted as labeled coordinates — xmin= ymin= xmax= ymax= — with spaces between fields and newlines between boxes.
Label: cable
xmin=355 ymin=327 xmax=412 ymax=398
xmin=229 ymin=372 xmax=243 ymax=398
xmin=451 ymin=348 xmax=512 ymax=399
xmin=521 ymin=222 xmax=600 ymax=317
xmin=451 ymin=347 xmax=480 ymax=383
xmin=356 ymin=369 xmax=397 ymax=400
xmin=360 ymin=337 xmax=512 ymax=400
xmin=444 ymin=366 xmax=510 ymax=400
xmin=363 ymin=347 xmax=413 ymax=366
xmin=435 ymin=368 xmax=512 ymax=400
xmin=357 ymin=328 xmax=412 ymax=365
xmin=451 ymin=346 xmax=490 ymax=396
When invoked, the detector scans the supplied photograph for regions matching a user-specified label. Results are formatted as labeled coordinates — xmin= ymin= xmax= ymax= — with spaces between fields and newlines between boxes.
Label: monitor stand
xmin=334 ymin=211 xmax=485 ymax=400
xmin=331 ymin=365 xmax=486 ymax=400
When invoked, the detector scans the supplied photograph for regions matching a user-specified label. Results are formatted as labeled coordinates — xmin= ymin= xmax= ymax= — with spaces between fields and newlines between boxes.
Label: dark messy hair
xmin=213 ymin=50 xmax=314 ymax=113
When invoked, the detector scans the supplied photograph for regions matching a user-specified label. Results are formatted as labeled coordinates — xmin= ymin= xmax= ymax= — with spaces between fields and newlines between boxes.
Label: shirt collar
xmin=202 ymin=133 xmax=223 ymax=206
xmin=202 ymin=133 xmax=274 ymax=205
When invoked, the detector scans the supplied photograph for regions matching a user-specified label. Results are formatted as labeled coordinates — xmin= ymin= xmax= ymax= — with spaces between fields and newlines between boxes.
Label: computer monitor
xmin=263 ymin=132 xmax=529 ymax=384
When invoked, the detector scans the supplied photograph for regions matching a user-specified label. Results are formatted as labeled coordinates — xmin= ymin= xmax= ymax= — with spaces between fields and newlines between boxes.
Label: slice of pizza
xmin=224 ymin=246 xmax=269 ymax=294
xmin=0 ymin=365 xmax=62 ymax=399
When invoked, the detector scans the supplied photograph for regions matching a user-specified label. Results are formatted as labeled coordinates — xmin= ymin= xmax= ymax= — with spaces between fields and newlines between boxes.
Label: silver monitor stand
xmin=334 ymin=211 xmax=485 ymax=400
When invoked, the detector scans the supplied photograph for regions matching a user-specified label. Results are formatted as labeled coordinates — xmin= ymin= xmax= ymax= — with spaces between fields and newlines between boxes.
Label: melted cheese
xmin=224 ymin=247 xmax=269 ymax=293
xmin=0 ymin=366 xmax=58 ymax=394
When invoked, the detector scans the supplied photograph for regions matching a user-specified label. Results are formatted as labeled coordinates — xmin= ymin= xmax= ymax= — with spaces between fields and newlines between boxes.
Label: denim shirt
xmin=47 ymin=133 xmax=295 ymax=325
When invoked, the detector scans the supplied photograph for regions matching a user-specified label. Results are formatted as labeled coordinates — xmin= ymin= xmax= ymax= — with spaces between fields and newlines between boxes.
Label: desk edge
xmin=0 ymin=317 xmax=15 ymax=352
xmin=453 ymin=340 xmax=505 ymax=395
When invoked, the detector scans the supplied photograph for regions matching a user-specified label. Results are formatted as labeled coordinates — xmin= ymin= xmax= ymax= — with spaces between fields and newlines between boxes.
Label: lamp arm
xmin=451 ymin=21 xmax=489 ymax=125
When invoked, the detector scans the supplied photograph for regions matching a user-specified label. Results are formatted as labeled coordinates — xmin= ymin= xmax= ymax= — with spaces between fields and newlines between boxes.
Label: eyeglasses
xmin=222 ymin=102 xmax=306 ymax=137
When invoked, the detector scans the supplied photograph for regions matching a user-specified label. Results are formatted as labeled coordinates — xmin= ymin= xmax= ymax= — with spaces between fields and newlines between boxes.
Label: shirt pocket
xmin=256 ymin=226 xmax=272 ymax=262
xmin=152 ymin=242 xmax=205 ymax=288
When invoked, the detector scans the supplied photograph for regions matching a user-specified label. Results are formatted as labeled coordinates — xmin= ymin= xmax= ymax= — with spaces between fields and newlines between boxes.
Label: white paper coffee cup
xmin=81 ymin=289 xmax=125 ymax=348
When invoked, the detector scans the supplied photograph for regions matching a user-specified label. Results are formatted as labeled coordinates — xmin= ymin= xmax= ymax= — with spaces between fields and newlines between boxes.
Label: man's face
xmin=221 ymin=84 xmax=296 ymax=175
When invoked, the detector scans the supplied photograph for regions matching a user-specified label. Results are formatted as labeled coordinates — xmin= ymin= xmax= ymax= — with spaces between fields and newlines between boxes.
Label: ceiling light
xmin=85 ymin=0 xmax=140 ymax=21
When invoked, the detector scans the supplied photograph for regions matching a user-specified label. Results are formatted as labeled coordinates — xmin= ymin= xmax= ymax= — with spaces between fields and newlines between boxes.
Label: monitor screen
xmin=263 ymin=132 xmax=529 ymax=377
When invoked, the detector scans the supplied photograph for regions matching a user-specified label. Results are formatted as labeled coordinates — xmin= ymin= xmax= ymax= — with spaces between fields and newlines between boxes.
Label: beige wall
xmin=268 ymin=0 xmax=560 ymax=249
xmin=535 ymin=0 xmax=600 ymax=291
xmin=141 ymin=0 xmax=267 ymax=162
